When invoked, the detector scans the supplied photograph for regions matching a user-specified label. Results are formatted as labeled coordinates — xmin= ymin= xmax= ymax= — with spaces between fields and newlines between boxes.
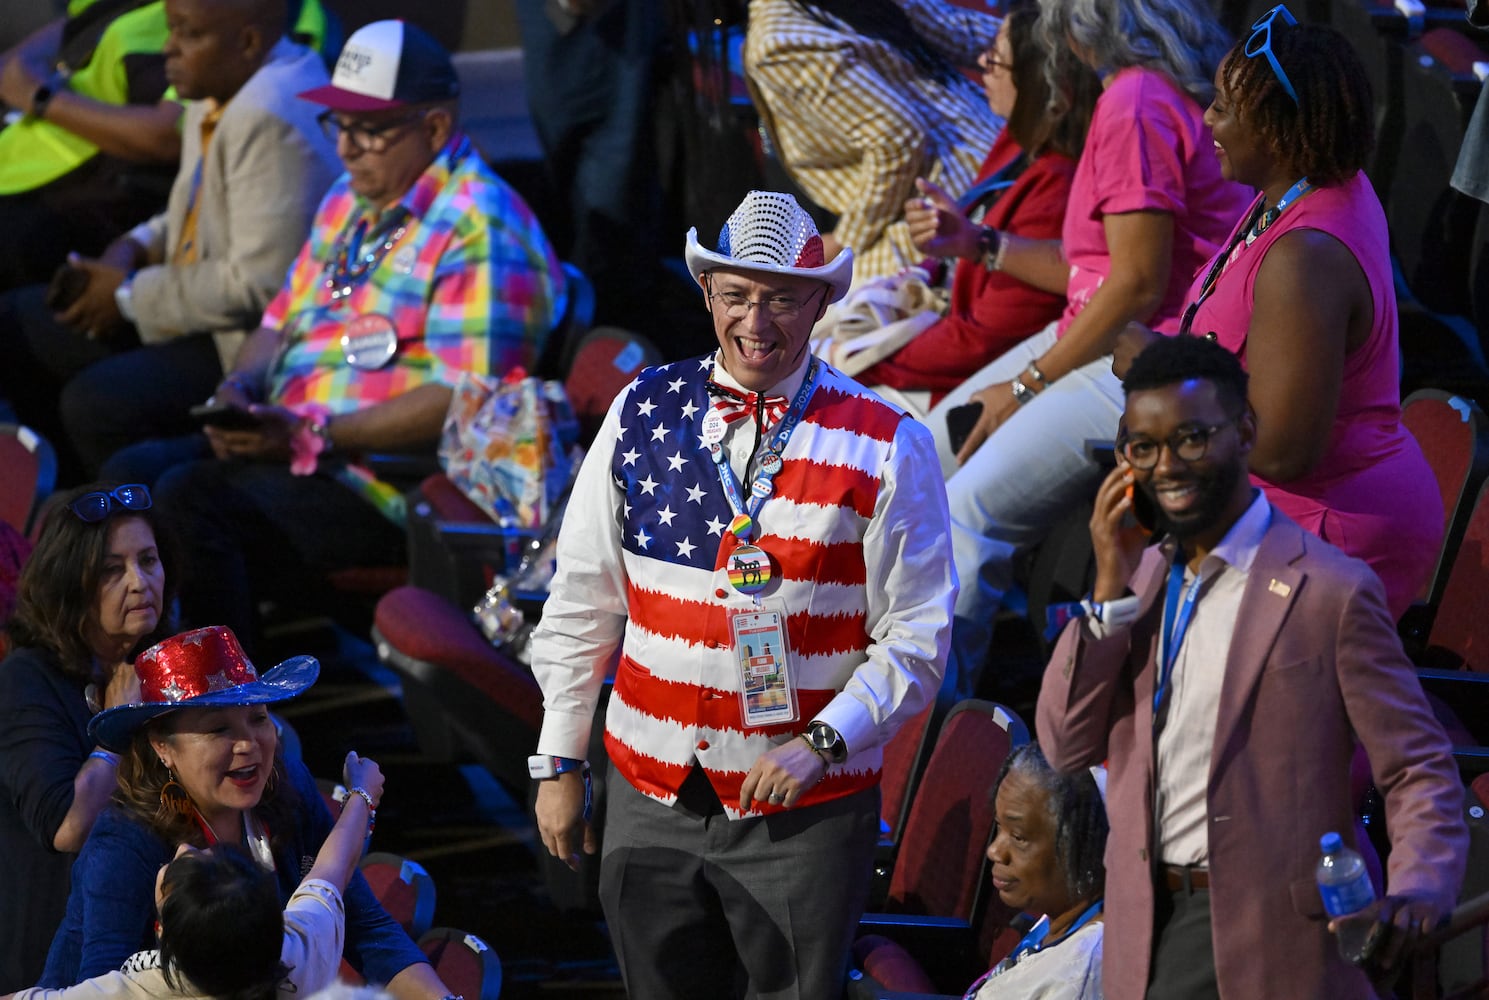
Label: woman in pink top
xmin=928 ymin=0 xmax=1252 ymax=697
xmin=1151 ymin=12 xmax=1440 ymax=618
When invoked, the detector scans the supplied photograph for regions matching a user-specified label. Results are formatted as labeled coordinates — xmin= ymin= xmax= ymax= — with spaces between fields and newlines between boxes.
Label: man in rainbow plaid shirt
xmin=146 ymin=19 xmax=564 ymax=649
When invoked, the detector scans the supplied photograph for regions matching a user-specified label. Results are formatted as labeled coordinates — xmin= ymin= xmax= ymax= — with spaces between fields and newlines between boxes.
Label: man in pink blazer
xmin=1038 ymin=334 xmax=1467 ymax=999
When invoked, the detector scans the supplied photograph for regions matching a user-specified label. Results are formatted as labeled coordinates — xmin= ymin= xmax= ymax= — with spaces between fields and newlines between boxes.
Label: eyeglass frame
xmin=1244 ymin=4 xmax=1300 ymax=105
xmin=704 ymin=277 xmax=828 ymax=321
xmin=316 ymin=107 xmax=431 ymax=153
xmin=1115 ymin=419 xmax=1239 ymax=471
xmin=67 ymin=484 xmax=153 ymax=523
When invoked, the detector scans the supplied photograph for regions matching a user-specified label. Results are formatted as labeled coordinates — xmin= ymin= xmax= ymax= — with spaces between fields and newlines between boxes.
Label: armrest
xmin=854 ymin=914 xmax=981 ymax=991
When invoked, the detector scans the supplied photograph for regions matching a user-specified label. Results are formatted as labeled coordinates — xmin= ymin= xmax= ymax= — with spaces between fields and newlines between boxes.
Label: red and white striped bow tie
xmin=706 ymin=381 xmax=789 ymax=429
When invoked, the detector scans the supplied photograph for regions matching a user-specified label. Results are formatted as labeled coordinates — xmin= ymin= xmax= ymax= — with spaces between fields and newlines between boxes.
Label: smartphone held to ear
xmin=946 ymin=401 xmax=983 ymax=455
xmin=1125 ymin=481 xmax=1157 ymax=536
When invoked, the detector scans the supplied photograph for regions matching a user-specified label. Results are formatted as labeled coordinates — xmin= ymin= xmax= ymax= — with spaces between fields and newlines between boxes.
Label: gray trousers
xmin=599 ymin=764 xmax=880 ymax=1000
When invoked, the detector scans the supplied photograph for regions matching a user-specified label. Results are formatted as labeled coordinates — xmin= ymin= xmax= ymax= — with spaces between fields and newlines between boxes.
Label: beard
xmin=1143 ymin=458 xmax=1247 ymax=543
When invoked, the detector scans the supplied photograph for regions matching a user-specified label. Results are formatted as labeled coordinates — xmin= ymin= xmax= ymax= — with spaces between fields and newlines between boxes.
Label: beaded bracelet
xmin=347 ymin=785 xmax=377 ymax=834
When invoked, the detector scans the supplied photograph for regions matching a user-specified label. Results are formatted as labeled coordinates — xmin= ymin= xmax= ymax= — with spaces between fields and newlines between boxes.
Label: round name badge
xmin=340 ymin=313 xmax=399 ymax=370
xmin=759 ymin=451 xmax=783 ymax=475
xmin=726 ymin=544 xmax=772 ymax=595
xmin=701 ymin=408 xmax=728 ymax=445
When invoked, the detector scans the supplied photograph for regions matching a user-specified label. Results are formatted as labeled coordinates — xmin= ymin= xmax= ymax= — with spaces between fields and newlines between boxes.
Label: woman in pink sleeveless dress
xmin=1162 ymin=10 xmax=1441 ymax=618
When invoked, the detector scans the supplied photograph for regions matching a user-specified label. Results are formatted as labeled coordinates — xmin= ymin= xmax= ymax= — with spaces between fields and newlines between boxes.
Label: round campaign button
xmin=759 ymin=451 xmax=783 ymax=475
xmin=702 ymin=407 xmax=729 ymax=445
xmin=340 ymin=313 xmax=399 ymax=370
xmin=750 ymin=474 xmax=774 ymax=501
xmin=726 ymin=544 xmax=772 ymax=595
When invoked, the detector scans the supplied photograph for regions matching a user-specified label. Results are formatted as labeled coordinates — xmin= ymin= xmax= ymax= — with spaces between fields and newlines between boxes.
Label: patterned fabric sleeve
xmin=896 ymin=0 xmax=1001 ymax=67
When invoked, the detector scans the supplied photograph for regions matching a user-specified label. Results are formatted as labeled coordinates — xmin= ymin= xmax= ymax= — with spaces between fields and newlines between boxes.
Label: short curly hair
xmin=1123 ymin=333 xmax=1250 ymax=414
xmin=994 ymin=743 xmax=1108 ymax=903
xmin=1217 ymin=20 xmax=1374 ymax=185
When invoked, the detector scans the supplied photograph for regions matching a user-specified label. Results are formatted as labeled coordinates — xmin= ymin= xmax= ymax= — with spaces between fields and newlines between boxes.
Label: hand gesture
xmin=1089 ymin=462 xmax=1150 ymax=601
xmin=738 ymin=737 xmax=827 ymax=813
xmin=536 ymin=771 xmax=597 ymax=871
xmin=905 ymin=178 xmax=977 ymax=260
xmin=102 ymin=659 xmax=141 ymax=710
xmin=954 ymin=381 xmax=1020 ymax=466
xmin=56 ymin=254 xmax=129 ymax=340
xmin=1331 ymin=893 xmax=1450 ymax=980
xmin=342 ymin=750 xmax=384 ymax=809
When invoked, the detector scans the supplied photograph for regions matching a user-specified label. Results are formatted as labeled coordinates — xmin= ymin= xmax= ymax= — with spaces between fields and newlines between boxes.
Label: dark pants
xmin=1147 ymin=883 xmax=1220 ymax=1000
xmin=153 ymin=456 xmax=406 ymax=651
xmin=0 ymin=283 xmax=221 ymax=481
xmin=513 ymin=0 xmax=662 ymax=328
xmin=599 ymin=763 xmax=879 ymax=1000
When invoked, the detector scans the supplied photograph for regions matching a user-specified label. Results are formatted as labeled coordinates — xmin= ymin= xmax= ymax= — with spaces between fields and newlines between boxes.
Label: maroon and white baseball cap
xmin=299 ymin=19 xmax=460 ymax=112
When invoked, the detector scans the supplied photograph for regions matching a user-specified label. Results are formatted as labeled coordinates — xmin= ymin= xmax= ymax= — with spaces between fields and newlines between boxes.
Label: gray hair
xmin=997 ymin=743 xmax=1108 ymax=902
xmin=1038 ymin=0 xmax=1232 ymax=106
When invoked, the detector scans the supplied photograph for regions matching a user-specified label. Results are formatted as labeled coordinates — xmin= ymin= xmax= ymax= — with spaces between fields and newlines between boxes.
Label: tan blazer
xmin=1038 ymin=506 xmax=1467 ymax=1000
xmin=130 ymin=38 xmax=339 ymax=369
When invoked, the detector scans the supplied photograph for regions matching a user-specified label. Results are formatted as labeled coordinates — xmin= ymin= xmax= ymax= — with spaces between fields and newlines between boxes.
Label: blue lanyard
xmin=1180 ymin=176 xmax=1312 ymax=337
xmin=1154 ymin=557 xmax=1204 ymax=716
xmin=710 ymin=357 xmax=821 ymax=539
xmin=964 ymin=900 xmax=1104 ymax=998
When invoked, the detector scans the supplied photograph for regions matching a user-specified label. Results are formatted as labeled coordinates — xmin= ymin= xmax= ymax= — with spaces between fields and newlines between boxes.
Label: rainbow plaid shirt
xmin=262 ymin=132 xmax=563 ymax=416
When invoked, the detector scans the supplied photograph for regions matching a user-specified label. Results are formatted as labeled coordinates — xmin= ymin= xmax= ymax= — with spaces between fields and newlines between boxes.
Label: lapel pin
xmin=1268 ymin=578 xmax=1292 ymax=597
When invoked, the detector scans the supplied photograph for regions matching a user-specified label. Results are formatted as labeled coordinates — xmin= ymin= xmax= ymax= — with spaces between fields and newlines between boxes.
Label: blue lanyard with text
xmin=710 ymin=357 xmax=820 ymax=540
xmin=1154 ymin=557 xmax=1204 ymax=716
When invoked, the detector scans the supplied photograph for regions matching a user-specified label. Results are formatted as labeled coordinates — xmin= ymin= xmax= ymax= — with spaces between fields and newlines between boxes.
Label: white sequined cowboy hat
xmin=684 ymin=190 xmax=854 ymax=304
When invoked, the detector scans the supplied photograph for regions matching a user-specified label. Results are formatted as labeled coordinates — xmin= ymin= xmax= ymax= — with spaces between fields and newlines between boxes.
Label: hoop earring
xmin=159 ymin=769 xmax=194 ymax=819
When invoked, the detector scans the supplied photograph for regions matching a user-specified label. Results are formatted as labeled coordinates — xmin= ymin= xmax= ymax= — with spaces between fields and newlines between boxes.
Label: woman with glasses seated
xmin=1118 ymin=11 xmax=1438 ymax=619
xmin=847 ymin=4 xmax=1100 ymax=416
xmin=0 ymin=484 xmax=176 ymax=991
xmin=924 ymin=0 xmax=1252 ymax=699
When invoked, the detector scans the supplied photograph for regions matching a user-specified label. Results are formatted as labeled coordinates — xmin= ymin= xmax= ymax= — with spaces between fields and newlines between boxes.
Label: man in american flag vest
xmin=528 ymin=190 xmax=956 ymax=998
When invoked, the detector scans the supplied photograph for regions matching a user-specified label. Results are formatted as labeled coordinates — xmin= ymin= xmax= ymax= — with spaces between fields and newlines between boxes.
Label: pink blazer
xmin=1037 ymin=507 xmax=1466 ymax=1000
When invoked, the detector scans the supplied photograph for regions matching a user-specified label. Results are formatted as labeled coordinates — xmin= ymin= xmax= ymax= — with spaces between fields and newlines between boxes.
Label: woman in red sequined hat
xmin=40 ymin=626 xmax=451 ymax=1000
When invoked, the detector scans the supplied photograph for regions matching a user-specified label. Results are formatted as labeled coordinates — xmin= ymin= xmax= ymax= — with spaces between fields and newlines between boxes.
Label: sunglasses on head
xmin=1245 ymin=4 xmax=1300 ymax=105
xmin=67 ymin=484 xmax=152 ymax=523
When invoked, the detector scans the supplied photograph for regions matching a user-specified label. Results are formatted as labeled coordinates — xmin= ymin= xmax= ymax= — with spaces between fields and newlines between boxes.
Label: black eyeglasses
xmin=1245 ymin=4 xmax=1300 ymax=105
xmin=316 ymin=108 xmax=429 ymax=152
xmin=67 ymin=484 xmax=152 ymax=523
xmin=1117 ymin=421 xmax=1235 ymax=471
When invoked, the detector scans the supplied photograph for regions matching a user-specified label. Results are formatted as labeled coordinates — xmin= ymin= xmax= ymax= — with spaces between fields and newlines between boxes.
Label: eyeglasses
xmin=707 ymin=283 xmax=827 ymax=320
xmin=1116 ymin=421 xmax=1235 ymax=471
xmin=67 ymin=484 xmax=152 ymax=523
xmin=317 ymin=108 xmax=429 ymax=152
xmin=1245 ymin=4 xmax=1300 ymax=105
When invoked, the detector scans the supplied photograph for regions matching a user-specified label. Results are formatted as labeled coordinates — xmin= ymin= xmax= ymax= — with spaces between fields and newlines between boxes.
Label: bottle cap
xmin=1320 ymin=831 xmax=1343 ymax=854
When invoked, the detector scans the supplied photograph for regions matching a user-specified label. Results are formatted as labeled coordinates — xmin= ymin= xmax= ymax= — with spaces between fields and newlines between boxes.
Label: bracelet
xmin=347 ymin=785 xmax=377 ymax=833
xmin=219 ymin=373 xmax=260 ymax=401
xmin=799 ymin=733 xmax=829 ymax=764
xmin=89 ymin=749 xmax=120 ymax=767
xmin=1024 ymin=360 xmax=1049 ymax=387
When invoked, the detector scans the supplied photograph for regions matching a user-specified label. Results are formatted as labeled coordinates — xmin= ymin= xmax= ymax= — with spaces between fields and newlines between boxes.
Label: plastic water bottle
xmin=1316 ymin=831 xmax=1377 ymax=963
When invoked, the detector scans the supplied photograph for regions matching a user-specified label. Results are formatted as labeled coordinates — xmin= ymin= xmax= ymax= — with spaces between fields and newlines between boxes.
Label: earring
xmin=158 ymin=769 xmax=194 ymax=819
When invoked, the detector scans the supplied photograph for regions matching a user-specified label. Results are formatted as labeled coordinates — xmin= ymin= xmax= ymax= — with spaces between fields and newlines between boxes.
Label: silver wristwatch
xmin=1010 ymin=378 xmax=1037 ymax=406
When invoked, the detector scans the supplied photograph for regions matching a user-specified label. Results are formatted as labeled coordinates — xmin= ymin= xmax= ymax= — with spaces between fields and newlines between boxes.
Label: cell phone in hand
xmin=188 ymin=401 xmax=262 ymax=431
xmin=946 ymin=401 xmax=983 ymax=455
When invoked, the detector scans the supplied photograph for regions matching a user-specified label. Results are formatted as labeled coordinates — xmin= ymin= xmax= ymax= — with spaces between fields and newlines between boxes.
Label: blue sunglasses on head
xmin=1245 ymin=4 xmax=1300 ymax=105
xmin=67 ymin=484 xmax=152 ymax=523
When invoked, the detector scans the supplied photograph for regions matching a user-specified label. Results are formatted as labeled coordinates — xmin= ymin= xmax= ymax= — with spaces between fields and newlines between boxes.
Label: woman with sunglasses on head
xmin=1118 ymin=10 xmax=1439 ymax=620
xmin=0 ymin=484 xmax=176 ymax=991
xmin=924 ymin=0 xmax=1252 ymax=698
xmin=38 ymin=627 xmax=450 ymax=1000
